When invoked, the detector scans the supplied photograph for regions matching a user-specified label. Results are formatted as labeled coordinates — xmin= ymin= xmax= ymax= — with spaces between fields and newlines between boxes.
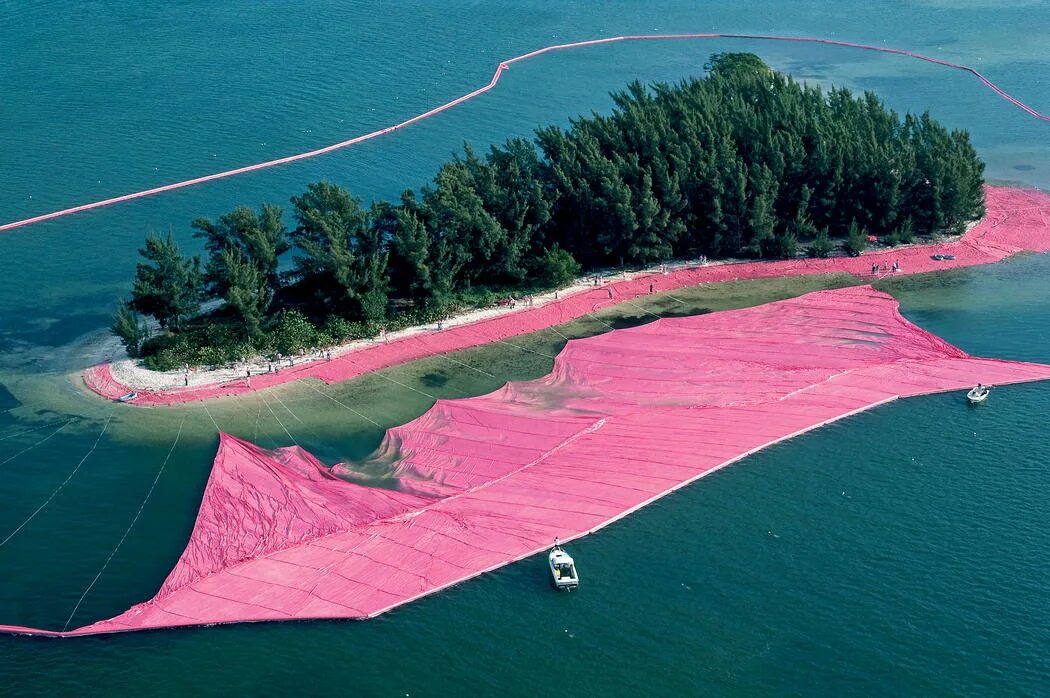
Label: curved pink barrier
xmin=2 ymin=33 xmax=1046 ymax=234
xmin=8 ymin=285 xmax=1050 ymax=637
xmin=84 ymin=185 xmax=1050 ymax=406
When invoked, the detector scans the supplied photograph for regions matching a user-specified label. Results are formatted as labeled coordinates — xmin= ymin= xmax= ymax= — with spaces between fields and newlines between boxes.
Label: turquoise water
xmin=2 ymin=2 xmax=1049 ymax=694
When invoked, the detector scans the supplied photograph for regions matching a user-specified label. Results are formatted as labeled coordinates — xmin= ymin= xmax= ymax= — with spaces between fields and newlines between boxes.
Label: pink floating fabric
xmin=8 ymin=285 xmax=1050 ymax=637
xmin=83 ymin=185 xmax=1050 ymax=406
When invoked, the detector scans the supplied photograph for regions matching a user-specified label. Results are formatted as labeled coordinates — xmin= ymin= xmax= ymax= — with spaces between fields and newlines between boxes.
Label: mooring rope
xmin=0 ymin=410 xmax=116 ymax=548
xmin=0 ymin=418 xmax=77 ymax=469
xmin=297 ymin=379 xmax=383 ymax=429
xmin=439 ymin=353 xmax=499 ymax=380
xmin=63 ymin=415 xmax=185 ymax=631
xmin=259 ymin=392 xmax=299 ymax=447
xmin=346 ymin=358 xmax=439 ymax=401
xmin=0 ymin=417 xmax=72 ymax=443
xmin=268 ymin=388 xmax=328 ymax=444
xmin=199 ymin=399 xmax=221 ymax=433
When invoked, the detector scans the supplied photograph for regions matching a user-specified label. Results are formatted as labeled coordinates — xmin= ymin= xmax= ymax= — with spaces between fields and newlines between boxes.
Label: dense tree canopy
xmin=121 ymin=54 xmax=986 ymax=369
xmin=129 ymin=232 xmax=202 ymax=331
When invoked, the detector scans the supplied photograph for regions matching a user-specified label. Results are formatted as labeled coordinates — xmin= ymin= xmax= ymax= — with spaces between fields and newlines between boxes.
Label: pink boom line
xmin=2 ymin=33 xmax=1046 ymax=234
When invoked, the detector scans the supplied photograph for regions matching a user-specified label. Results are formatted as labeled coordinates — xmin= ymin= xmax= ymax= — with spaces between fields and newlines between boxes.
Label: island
xmin=111 ymin=53 xmax=987 ymax=374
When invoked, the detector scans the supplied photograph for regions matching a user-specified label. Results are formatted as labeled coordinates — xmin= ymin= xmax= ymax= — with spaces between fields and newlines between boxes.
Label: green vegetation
xmin=115 ymin=53 xmax=986 ymax=369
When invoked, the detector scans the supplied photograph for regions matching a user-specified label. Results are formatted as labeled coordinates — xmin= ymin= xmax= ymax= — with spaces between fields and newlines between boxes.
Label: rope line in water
xmin=200 ymin=400 xmax=221 ymax=433
xmin=1 ymin=33 xmax=1045 ymax=234
xmin=438 ymin=352 xmax=499 ymax=380
xmin=545 ymin=324 xmax=573 ymax=343
xmin=581 ymin=312 xmax=618 ymax=333
xmin=63 ymin=416 xmax=185 ymax=631
xmin=268 ymin=388 xmax=328 ymax=444
xmin=0 ymin=418 xmax=77 ymax=469
xmin=0 ymin=417 xmax=72 ymax=443
xmin=663 ymin=292 xmax=692 ymax=307
xmin=225 ymin=391 xmax=281 ymax=450
xmin=620 ymin=297 xmax=667 ymax=322
xmin=251 ymin=397 xmax=266 ymax=443
xmin=347 ymin=358 xmax=439 ymax=401
xmin=487 ymin=335 xmax=557 ymax=360
xmin=298 ymin=379 xmax=383 ymax=428
xmin=0 ymin=411 xmax=116 ymax=548
xmin=260 ymin=392 xmax=299 ymax=447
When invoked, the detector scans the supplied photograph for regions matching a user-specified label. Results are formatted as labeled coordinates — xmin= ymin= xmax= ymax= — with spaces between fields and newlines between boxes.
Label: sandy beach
xmin=84 ymin=185 xmax=1050 ymax=405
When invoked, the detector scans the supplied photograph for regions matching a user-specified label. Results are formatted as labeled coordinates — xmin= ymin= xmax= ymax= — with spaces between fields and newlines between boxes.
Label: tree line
xmin=114 ymin=53 xmax=986 ymax=369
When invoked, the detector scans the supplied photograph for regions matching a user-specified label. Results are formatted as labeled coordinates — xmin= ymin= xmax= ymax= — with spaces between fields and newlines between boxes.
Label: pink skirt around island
xmin=8 ymin=281 xmax=1050 ymax=637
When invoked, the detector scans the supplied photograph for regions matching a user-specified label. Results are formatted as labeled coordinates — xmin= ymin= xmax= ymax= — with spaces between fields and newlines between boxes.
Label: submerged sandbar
xmin=8 ymin=284 xmax=1050 ymax=636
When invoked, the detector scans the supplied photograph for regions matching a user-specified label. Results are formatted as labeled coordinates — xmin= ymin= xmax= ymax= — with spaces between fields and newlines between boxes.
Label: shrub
xmin=323 ymin=316 xmax=354 ymax=341
xmin=269 ymin=309 xmax=320 ymax=356
xmin=773 ymin=230 xmax=798 ymax=259
xmin=809 ymin=228 xmax=834 ymax=258
xmin=843 ymin=220 xmax=868 ymax=257
xmin=896 ymin=217 xmax=915 ymax=244
xmin=539 ymin=246 xmax=581 ymax=287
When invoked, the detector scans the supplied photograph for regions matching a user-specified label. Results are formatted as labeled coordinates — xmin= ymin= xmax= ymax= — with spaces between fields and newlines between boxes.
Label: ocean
xmin=1 ymin=2 xmax=1048 ymax=694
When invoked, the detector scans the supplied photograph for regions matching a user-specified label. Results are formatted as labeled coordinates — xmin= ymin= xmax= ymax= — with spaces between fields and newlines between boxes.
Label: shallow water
xmin=2 ymin=2 xmax=1048 ymax=694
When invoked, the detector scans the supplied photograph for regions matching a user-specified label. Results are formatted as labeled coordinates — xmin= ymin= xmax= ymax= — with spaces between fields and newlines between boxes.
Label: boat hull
xmin=966 ymin=388 xmax=989 ymax=404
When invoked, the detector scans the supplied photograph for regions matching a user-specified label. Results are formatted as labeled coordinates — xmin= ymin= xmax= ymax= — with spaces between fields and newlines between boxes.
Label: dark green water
xmin=2 ymin=2 xmax=1048 ymax=695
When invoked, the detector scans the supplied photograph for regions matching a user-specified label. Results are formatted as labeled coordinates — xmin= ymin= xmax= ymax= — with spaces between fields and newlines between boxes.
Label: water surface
xmin=1 ymin=2 xmax=1048 ymax=694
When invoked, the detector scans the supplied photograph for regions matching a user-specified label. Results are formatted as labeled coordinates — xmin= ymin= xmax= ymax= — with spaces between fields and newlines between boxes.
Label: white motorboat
xmin=548 ymin=539 xmax=579 ymax=590
xmin=966 ymin=385 xmax=990 ymax=404
xmin=117 ymin=391 xmax=138 ymax=403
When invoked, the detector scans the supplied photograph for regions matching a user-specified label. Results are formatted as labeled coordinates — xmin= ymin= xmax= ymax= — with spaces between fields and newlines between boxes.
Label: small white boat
xmin=117 ymin=391 xmax=138 ymax=403
xmin=548 ymin=539 xmax=579 ymax=590
xmin=966 ymin=385 xmax=990 ymax=404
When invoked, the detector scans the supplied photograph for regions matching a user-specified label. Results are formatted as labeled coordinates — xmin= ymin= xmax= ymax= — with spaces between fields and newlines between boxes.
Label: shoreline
xmin=83 ymin=185 xmax=1050 ymax=406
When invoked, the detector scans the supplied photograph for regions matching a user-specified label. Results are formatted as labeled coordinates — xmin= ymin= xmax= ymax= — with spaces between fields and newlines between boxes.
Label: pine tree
xmin=387 ymin=193 xmax=432 ymax=301
xmin=747 ymin=165 xmax=778 ymax=258
xmin=130 ymin=232 xmax=202 ymax=330
xmin=221 ymin=248 xmax=271 ymax=340
xmin=192 ymin=204 xmax=288 ymax=298
xmin=290 ymin=182 xmax=389 ymax=322
xmin=111 ymin=300 xmax=149 ymax=356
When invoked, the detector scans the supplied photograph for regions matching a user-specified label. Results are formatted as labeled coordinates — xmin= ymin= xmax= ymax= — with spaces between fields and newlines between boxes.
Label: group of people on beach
xmin=871 ymin=260 xmax=902 ymax=275
xmin=502 ymin=295 xmax=536 ymax=309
